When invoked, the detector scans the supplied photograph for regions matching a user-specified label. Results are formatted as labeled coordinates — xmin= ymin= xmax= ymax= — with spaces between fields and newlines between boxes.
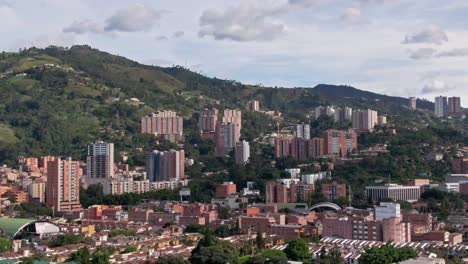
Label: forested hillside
xmin=0 ymin=45 xmax=462 ymax=168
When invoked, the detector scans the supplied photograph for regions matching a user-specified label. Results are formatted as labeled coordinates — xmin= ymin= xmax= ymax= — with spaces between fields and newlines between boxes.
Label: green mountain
xmin=0 ymin=45 xmax=446 ymax=166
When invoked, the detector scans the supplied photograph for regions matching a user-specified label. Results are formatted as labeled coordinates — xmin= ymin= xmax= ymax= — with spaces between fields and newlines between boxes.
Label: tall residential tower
xmin=87 ymin=141 xmax=114 ymax=180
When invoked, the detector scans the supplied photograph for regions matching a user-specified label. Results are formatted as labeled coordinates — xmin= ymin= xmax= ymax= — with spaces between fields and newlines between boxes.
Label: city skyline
xmin=1 ymin=0 xmax=468 ymax=106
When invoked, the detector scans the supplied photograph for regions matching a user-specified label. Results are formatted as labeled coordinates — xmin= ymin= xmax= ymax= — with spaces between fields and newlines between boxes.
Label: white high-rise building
xmin=235 ymin=140 xmax=250 ymax=164
xmin=375 ymin=202 xmax=401 ymax=221
xmin=435 ymin=96 xmax=448 ymax=117
xmin=285 ymin=168 xmax=301 ymax=179
xmin=87 ymin=141 xmax=114 ymax=180
xmin=296 ymin=123 xmax=310 ymax=139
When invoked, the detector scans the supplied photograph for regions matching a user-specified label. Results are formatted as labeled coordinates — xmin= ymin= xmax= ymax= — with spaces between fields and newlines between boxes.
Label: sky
xmin=1 ymin=0 xmax=468 ymax=106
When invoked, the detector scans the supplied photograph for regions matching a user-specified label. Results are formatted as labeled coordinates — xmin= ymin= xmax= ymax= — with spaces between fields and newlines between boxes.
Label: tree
xmin=121 ymin=245 xmax=137 ymax=254
xmin=190 ymin=243 xmax=239 ymax=264
xmin=4 ymin=190 xmax=17 ymax=204
xmin=218 ymin=206 xmax=230 ymax=219
xmin=261 ymin=249 xmax=287 ymax=259
xmin=190 ymin=231 xmax=240 ymax=264
xmin=246 ymin=255 xmax=267 ymax=264
xmin=284 ymin=238 xmax=310 ymax=261
xmin=360 ymin=244 xmax=417 ymax=264
xmin=67 ymin=247 xmax=91 ymax=264
xmin=91 ymin=250 xmax=110 ymax=264
xmin=323 ymin=247 xmax=344 ymax=264
xmin=214 ymin=225 xmax=232 ymax=238
xmin=256 ymin=229 xmax=265 ymax=250
xmin=0 ymin=237 xmax=12 ymax=253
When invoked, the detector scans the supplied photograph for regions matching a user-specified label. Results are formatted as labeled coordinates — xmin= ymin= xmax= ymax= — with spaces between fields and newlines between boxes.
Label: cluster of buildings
xmin=275 ymin=126 xmax=358 ymax=160
xmin=5 ymin=140 xmax=190 ymax=212
xmin=264 ymin=168 xmax=346 ymax=204
xmin=434 ymin=96 xmax=463 ymax=118
xmin=315 ymin=106 xmax=387 ymax=132
xmin=351 ymin=109 xmax=387 ymax=132
xmin=199 ymin=108 xmax=250 ymax=163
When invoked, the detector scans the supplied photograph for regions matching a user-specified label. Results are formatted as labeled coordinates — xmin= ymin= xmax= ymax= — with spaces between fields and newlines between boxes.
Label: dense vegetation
xmin=359 ymin=244 xmax=417 ymax=264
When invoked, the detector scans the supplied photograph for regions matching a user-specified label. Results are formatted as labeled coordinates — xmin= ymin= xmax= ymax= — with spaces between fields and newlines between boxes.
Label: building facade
xmin=308 ymin=137 xmax=324 ymax=158
xmin=141 ymin=111 xmax=184 ymax=141
xmin=265 ymin=181 xmax=313 ymax=203
xmin=352 ymin=109 xmax=379 ymax=132
xmin=28 ymin=180 xmax=46 ymax=204
xmin=366 ymin=184 xmax=421 ymax=202
xmin=87 ymin=141 xmax=114 ymax=180
xmin=247 ymin=100 xmax=260 ymax=111
xmin=222 ymin=109 xmax=242 ymax=136
xmin=198 ymin=108 xmax=218 ymax=133
xmin=215 ymin=182 xmax=237 ymax=198
xmin=448 ymin=96 xmax=461 ymax=116
xmin=323 ymin=129 xmax=358 ymax=156
xmin=434 ymin=96 xmax=448 ymax=117
xmin=296 ymin=123 xmax=311 ymax=140
xmin=146 ymin=149 xmax=185 ymax=182
xmin=409 ymin=97 xmax=417 ymax=109
xmin=235 ymin=140 xmax=250 ymax=164
xmin=274 ymin=137 xmax=292 ymax=158
xmin=46 ymin=157 xmax=82 ymax=212
xmin=321 ymin=182 xmax=347 ymax=201
xmin=215 ymin=122 xmax=240 ymax=157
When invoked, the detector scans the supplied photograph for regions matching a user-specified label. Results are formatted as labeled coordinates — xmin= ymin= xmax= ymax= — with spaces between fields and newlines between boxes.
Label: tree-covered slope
xmin=0 ymin=45 xmax=449 ymax=166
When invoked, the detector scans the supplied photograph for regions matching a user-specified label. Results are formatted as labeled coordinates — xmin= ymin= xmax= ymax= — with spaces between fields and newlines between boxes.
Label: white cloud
xmin=63 ymin=19 xmax=103 ymax=34
xmin=172 ymin=31 xmax=184 ymax=38
xmin=421 ymin=79 xmax=454 ymax=94
xmin=104 ymin=3 xmax=164 ymax=32
xmin=198 ymin=3 xmax=287 ymax=42
xmin=402 ymin=25 xmax=448 ymax=45
xmin=408 ymin=48 xmax=436 ymax=60
xmin=340 ymin=7 xmax=369 ymax=25
xmin=436 ymin=48 xmax=468 ymax=58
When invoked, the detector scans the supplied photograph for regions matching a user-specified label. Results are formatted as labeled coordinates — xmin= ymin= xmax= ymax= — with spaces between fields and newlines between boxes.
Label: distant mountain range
xmin=312 ymin=84 xmax=434 ymax=111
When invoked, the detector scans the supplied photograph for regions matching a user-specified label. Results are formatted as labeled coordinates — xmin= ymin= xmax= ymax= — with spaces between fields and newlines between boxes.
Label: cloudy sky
xmin=2 ymin=0 xmax=468 ymax=106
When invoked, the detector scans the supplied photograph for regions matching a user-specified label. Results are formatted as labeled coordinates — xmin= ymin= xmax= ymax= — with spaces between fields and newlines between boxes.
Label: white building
xmin=366 ymin=184 xmax=421 ymax=202
xmin=296 ymin=123 xmax=311 ymax=139
xmin=285 ymin=168 xmax=301 ymax=179
xmin=375 ymin=202 xmax=401 ymax=221
xmin=103 ymin=178 xmax=188 ymax=195
xmin=435 ymin=96 xmax=448 ymax=117
xmin=439 ymin=182 xmax=460 ymax=193
xmin=235 ymin=140 xmax=250 ymax=164
xmin=301 ymin=172 xmax=329 ymax=184
xmin=276 ymin=178 xmax=300 ymax=188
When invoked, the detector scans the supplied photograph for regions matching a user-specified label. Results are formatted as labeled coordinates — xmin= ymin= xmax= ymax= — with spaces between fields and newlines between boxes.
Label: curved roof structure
xmin=0 ymin=218 xmax=37 ymax=238
xmin=309 ymin=202 xmax=342 ymax=211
